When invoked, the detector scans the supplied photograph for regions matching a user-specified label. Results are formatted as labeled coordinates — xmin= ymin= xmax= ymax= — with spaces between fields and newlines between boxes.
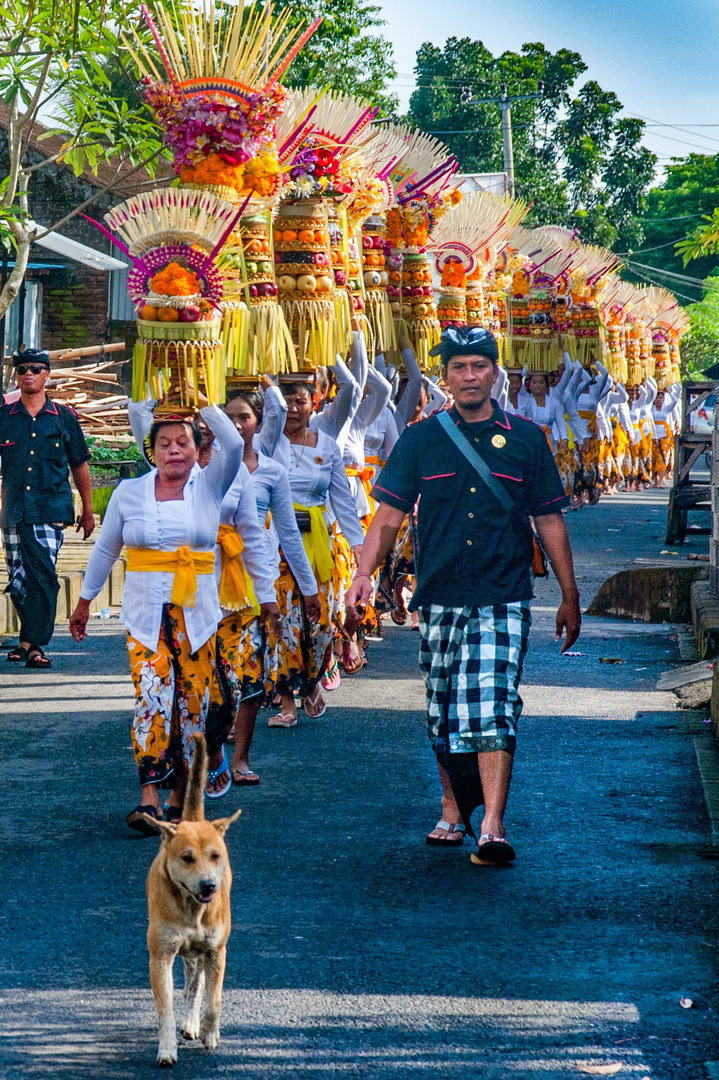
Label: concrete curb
xmin=0 ymin=559 xmax=125 ymax=635
xmin=695 ymin=736 xmax=719 ymax=846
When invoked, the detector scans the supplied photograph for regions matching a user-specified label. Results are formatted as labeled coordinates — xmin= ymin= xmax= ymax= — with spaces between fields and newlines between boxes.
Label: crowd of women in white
xmin=68 ymin=330 xmax=679 ymax=830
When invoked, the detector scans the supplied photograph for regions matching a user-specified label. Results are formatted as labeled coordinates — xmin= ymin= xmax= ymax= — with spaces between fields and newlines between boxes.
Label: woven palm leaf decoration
xmin=122 ymin=0 xmax=321 ymax=387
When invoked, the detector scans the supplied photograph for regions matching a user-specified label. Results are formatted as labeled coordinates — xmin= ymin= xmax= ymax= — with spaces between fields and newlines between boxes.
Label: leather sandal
xmin=26 ymin=646 xmax=51 ymax=669
xmin=127 ymin=804 xmax=163 ymax=835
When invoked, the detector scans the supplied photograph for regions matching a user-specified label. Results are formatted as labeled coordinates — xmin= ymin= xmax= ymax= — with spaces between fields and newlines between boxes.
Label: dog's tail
xmin=183 ymin=732 xmax=207 ymax=821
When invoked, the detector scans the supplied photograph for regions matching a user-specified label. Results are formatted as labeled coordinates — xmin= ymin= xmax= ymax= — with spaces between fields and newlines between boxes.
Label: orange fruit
xmin=157 ymin=307 xmax=179 ymax=322
xmin=298 ymin=229 xmax=315 ymax=244
xmin=139 ymin=304 xmax=158 ymax=321
xmin=281 ymin=229 xmax=298 ymax=242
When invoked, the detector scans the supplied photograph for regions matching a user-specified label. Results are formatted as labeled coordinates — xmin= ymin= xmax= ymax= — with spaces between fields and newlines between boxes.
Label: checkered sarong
xmin=3 ymin=524 xmax=64 ymax=607
xmin=418 ymin=602 xmax=531 ymax=755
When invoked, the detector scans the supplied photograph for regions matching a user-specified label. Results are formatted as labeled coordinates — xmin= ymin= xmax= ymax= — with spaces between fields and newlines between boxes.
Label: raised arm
xmin=355 ymin=364 xmax=392 ymax=430
xmin=423 ymin=377 xmax=448 ymax=417
xmin=201 ymin=405 xmax=244 ymax=496
xmin=128 ymin=399 xmax=155 ymax=460
xmin=312 ymin=349 xmax=361 ymax=439
xmin=256 ymin=381 xmax=288 ymax=458
xmin=394 ymin=332 xmax=423 ymax=427
xmin=491 ymin=365 xmax=509 ymax=411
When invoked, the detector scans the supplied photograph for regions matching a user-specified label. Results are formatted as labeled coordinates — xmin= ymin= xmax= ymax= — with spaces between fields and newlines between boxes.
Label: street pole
xmin=500 ymin=84 xmax=515 ymax=197
xmin=461 ymin=81 xmax=542 ymax=198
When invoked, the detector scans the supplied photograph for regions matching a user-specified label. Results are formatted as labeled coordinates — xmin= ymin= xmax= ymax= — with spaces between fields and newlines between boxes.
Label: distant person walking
xmin=0 ymin=348 xmax=94 ymax=668
xmin=347 ymin=326 xmax=581 ymax=866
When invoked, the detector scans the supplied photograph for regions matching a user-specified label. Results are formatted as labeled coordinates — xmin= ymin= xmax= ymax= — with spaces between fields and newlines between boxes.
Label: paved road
xmin=0 ymin=488 xmax=717 ymax=1079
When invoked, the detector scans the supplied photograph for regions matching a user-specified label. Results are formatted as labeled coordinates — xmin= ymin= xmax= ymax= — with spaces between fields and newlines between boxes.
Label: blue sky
xmin=376 ymin=0 xmax=719 ymax=166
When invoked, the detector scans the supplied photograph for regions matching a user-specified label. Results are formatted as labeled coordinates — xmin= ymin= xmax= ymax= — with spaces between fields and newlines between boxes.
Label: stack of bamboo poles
xmin=3 ymin=343 xmax=133 ymax=434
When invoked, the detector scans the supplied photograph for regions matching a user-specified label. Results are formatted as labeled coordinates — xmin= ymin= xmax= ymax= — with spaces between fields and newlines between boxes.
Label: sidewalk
xmin=0 ymin=486 xmax=716 ymax=1079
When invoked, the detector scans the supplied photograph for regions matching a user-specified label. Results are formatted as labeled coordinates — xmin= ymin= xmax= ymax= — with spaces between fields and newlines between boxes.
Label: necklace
xmin=290 ymin=430 xmax=309 ymax=469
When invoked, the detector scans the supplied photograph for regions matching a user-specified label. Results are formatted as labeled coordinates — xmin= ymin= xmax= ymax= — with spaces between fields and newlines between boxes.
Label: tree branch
xmin=29 ymin=146 xmax=164 ymax=241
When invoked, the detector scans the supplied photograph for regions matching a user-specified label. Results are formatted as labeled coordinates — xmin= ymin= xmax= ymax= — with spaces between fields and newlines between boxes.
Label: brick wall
xmin=42 ymin=267 xmax=109 ymax=351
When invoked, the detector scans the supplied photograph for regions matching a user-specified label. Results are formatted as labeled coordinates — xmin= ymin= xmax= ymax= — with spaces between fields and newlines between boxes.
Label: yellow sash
xmin=125 ymin=546 xmax=214 ymax=609
xmin=216 ymin=524 xmax=260 ymax=615
xmin=346 ymin=465 xmax=375 ymax=499
xmin=293 ymin=502 xmax=333 ymax=584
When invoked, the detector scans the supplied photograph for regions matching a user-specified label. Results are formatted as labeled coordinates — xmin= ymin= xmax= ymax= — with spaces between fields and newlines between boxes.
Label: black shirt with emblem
xmin=372 ymin=402 xmax=569 ymax=609
xmin=0 ymin=396 xmax=91 ymax=528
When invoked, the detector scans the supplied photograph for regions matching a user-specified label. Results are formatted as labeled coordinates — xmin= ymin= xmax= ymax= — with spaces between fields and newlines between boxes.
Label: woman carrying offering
xmin=269 ymin=379 xmax=364 ymax=727
xmin=223 ymin=387 xmax=320 ymax=750
xmin=69 ymin=408 xmax=243 ymax=832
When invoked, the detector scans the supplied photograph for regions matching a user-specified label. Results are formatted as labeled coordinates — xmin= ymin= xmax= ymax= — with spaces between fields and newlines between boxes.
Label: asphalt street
xmin=0 ymin=487 xmax=717 ymax=1079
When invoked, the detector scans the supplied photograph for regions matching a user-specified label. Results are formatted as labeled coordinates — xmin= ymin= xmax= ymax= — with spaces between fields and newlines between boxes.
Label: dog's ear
xmin=210 ymin=808 xmax=241 ymax=836
xmin=142 ymin=814 xmax=179 ymax=839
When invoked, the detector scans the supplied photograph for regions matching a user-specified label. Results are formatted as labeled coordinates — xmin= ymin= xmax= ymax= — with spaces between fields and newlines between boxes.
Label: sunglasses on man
xmin=15 ymin=364 xmax=47 ymax=375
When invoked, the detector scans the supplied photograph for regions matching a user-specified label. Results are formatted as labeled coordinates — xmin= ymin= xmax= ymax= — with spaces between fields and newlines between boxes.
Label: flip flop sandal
xmin=25 ymin=647 xmax=51 ymax=669
xmin=303 ymin=689 xmax=326 ymax=719
xmin=127 ymin=804 xmax=163 ymax=835
xmin=7 ymin=646 xmax=28 ymax=663
xmin=470 ymin=834 xmax=516 ymax=866
xmin=268 ymin=711 xmax=297 ymax=728
xmin=206 ymin=747 xmax=232 ymax=799
xmin=426 ymin=820 xmax=466 ymax=847
xmin=232 ymin=768 xmax=260 ymax=786
xmin=321 ymin=659 xmax=341 ymax=692
xmin=390 ymin=608 xmax=408 ymax=626
xmin=165 ymin=806 xmax=183 ymax=823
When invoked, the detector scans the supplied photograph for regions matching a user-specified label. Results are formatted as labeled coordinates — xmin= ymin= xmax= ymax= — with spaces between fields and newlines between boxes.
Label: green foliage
xmin=634 ymin=155 xmax=719 ymax=294
xmin=86 ymin=436 xmax=143 ymax=463
xmin=271 ymin=0 xmax=397 ymax=113
xmin=407 ymin=38 xmax=656 ymax=249
xmin=683 ymin=273 xmax=719 ymax=374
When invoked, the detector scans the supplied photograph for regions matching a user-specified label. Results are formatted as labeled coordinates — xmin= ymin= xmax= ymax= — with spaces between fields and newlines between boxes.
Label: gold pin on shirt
xmin=491 ymin=434 xmax=506 ymax=448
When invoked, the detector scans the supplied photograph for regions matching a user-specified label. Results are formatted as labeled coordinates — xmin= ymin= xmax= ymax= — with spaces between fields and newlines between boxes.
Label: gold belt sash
xmin=125 ymin=546 xmax=214 ymax=609
xmin=345 ymin=465 xmax=375 ymax=499
xmin=216 ymin=524 xmax=260 ymax=615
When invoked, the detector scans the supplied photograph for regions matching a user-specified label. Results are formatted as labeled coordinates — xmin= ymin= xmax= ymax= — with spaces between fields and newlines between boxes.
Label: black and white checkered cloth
xmin=3 ymin=524 xmax=64 ymax=607
xmin=418 ymin=602 xmax=531 ymax=755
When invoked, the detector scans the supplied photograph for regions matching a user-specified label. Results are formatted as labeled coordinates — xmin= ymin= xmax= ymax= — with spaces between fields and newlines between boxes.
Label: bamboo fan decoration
xmin=275 ymin=88 xmax=379 ymax=367
xmin=103 ymin=188 xmax=241 ymax=255
xmin=568 ymin=243 xmax=622 ymax=368
xmin=428 ymin=191 xmax=530 ymax=371
xmin=501 ymin=228 xmax=578 ymax=372
xmin=375 ymin=122 xmax=459 ymax=367
xmin=124 ymin=0 xmax=321 ymax=205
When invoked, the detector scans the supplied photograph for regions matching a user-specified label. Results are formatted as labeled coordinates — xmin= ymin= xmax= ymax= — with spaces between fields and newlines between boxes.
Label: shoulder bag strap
xmin=435 ymin=410 xmax=516 ymax=516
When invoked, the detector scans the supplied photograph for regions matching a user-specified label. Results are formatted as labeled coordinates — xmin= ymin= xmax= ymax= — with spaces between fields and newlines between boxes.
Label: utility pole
xmin=499 ymin=84 xmax=515 ymax=196
xmin=461 ymin=81 xmax=544 ymax=198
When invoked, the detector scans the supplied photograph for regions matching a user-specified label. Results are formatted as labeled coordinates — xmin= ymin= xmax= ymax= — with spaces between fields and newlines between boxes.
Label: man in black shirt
xmin=0 ymin=349 xmax=94 ymax=668
xmin=347 ymin=326 xmax=581 ymax=865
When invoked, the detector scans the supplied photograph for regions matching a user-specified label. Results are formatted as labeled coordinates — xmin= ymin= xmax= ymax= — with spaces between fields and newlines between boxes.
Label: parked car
xmin=691 ymin=394 xmax=716 ymax=435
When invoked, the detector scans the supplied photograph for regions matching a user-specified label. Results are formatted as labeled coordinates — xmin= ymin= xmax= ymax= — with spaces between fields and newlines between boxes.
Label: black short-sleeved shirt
xmin=372 ymin=402 xmax=568 ymax=608
xmin=0 ymin=396 xmax=91 ymax=527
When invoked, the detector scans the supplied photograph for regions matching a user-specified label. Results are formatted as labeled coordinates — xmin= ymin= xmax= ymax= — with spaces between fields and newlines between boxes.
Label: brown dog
xmin=142 ymin=733 xmax=240 ymax=1067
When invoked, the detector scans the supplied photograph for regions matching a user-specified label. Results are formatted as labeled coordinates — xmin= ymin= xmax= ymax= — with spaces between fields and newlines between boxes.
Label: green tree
xmin=632 ymin=154 xmax=719 ymax=295
xmin=682 ymin=272 xmax=719 ymax=374
xmin=271 ymin=0 xmax=397 ymax=113
xmin=407 ymin=38 xmax=655 ymax=248
xmin=0 ymin=0 xmax=164 ymax=320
